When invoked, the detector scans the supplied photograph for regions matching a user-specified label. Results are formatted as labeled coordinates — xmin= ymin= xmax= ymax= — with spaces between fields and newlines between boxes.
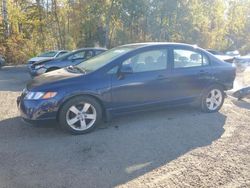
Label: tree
xmin=1 ymin=0 xmax=250 ymax=65
xmin=2 ymin=0 xmax=9 ymax=37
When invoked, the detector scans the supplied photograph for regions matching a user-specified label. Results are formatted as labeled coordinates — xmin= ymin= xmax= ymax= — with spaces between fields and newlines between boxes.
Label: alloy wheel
xmin=205 ymin=89 xmax=223 ymax=111
xmin=66 ymin=102 xmax=97 ymax=131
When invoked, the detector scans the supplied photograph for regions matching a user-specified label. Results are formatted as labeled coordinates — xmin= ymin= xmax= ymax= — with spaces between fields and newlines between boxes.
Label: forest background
xmin=0 ymin=0 xmax=250 ymax=64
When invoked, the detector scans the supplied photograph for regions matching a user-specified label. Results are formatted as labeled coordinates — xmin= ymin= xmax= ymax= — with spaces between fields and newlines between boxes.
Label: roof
xmin=75 ymin=47 xmax=107 ymax=51
xmin=57 ymin=50 xmax=69 ymax=52
xmin=121 ymin=42 xmax=198 ymax=49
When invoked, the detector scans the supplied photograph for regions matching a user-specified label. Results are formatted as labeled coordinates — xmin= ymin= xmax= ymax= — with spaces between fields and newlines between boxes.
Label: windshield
xmin=57 ymin=51 xmax=69 ymax=57
xmin=38 ymin=51 xmax=58 ymax=57
xmin=55 ymin=51 xmax=72 ymax=59
xmin=76 ymin=46 xmax=141 ymax=72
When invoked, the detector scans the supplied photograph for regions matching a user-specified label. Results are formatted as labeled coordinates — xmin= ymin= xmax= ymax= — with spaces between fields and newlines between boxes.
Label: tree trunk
xmin=105 ymin=0 xmax=115 ymax=48
xmin=36 ymin=0 xmax=45 ymax=51
xmin=52 ymin=0 xmax=64 ymax=49
xmin=2 ymin=0 xmax=9 ymax=37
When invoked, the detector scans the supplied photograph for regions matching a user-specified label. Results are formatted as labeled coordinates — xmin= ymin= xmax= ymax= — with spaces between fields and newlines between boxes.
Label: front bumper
xmin=17 ymin=96 xmax=58 ymax=121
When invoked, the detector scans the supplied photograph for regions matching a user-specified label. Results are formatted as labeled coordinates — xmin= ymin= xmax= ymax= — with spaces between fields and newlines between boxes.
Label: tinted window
xmin=122 ymin=49 xmax=168 ymax=73
xmin=174 ymin=49 xmax=209 ymax=68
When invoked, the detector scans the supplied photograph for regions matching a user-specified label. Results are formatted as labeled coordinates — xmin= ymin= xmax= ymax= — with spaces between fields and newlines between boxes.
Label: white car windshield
xmin=38 ymin=51 xmax=58 ymax=57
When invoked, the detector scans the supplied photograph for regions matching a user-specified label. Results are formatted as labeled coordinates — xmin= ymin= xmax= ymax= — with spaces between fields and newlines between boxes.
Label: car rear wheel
xmin=201 ymin=86 xmax=225 ymax=113
xmin=59 ymin=96 xmax=102 ymax=134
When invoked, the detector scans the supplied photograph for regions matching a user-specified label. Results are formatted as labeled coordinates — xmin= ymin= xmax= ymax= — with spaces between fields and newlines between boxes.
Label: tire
xmin=200 ymin=85 xmax=225 ymax=113
xmin=58 ymin=96 xmax=102 ymax=134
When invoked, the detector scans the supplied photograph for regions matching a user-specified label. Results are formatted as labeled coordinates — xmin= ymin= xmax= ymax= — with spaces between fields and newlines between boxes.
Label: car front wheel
xmin=201 ymin=86 xmax=225 ymax=113
xmin=59 ymin=96 xmax=102 ymax=134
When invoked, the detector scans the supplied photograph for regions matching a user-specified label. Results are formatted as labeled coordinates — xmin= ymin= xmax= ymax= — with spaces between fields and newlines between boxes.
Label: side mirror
xmin=120 ymin=65 xmax=133 ymax=74
xmin=117 ymin=65 xmax=133 ymax=79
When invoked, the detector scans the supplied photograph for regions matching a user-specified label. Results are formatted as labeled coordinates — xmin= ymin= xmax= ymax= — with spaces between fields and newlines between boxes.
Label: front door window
xmin=122 ymin=49 xmax=168 ymax=73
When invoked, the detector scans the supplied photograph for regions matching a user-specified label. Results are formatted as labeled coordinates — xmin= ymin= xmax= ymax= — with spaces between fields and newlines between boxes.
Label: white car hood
xmin=28 ymin=57 xmax=53 ymax=62
xmin=236 ymin=55 xmax=250 ymax=60
xmin=214 ymin=55 xmax=233 ymax=61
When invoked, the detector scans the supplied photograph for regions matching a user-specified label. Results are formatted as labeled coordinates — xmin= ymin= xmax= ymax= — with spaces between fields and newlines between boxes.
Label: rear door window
xmin=173 ymin=49 xmax=209 ymax=68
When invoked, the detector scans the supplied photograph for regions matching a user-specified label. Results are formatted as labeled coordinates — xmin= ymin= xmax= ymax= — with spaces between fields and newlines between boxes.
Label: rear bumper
xmin=224 ymin=82 xmax=234 ymax=90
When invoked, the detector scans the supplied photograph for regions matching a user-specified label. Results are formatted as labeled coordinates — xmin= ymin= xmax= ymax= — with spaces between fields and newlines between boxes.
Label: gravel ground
xmin=0 ymin=66 xmax=249 ymax=188
xmin=119 ymin=99 xmax=250 ymax=188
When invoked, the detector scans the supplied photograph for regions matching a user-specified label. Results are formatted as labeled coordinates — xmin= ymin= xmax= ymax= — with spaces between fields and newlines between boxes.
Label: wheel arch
xmin=201 ymin=82 xmax=226 ymax=96
xmin=198 ymin=82 xmax=226 ymax=104
xmin=56 ymin=93 xmax=107 ymax=121
xmin=210 ymin=82 xmax=226 ymax=90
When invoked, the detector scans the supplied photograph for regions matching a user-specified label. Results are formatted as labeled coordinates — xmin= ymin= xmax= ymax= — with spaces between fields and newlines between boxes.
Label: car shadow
xmin=0 ymin=106 xmax=226 ymax=188
xmin=0 ymin=66 xmax=29 ymax=92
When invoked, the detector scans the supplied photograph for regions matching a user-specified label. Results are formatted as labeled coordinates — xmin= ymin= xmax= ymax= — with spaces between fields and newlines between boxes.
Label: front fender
xmin=58 ymin=90 xmax=104 ymax=106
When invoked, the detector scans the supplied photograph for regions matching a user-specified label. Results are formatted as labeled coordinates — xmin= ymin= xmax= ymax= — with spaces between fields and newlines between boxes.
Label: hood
xmin=32 ymin=58 xmax=55 ymax=66
xmin=27 ymin=68 xmax=82 ymax=90
xmin=28 ymin=57 xmax=53 ymax=63
xmin=235 ymin=55 xmax=250 ymax=60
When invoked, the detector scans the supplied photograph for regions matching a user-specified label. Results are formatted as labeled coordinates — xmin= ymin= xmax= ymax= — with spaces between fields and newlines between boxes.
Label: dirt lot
xmin=0 ymin=66 xmax=249 ymax=188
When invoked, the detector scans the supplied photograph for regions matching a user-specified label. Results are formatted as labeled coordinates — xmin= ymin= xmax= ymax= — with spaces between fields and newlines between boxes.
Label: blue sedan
xmin=17 ymin=43 xmax=236 ymax=134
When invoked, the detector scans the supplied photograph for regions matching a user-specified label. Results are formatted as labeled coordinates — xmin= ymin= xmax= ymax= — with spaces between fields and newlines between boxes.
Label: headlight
xmin=35 ymin=65 xmax=45 ymax=69
xmin=25 ymin=92 xmax=57 ymax=100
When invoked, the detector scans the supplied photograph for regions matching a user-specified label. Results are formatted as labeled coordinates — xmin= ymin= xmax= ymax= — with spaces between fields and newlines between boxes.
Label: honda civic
xmin=17 ymin=43 xmax=236 ymax=134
